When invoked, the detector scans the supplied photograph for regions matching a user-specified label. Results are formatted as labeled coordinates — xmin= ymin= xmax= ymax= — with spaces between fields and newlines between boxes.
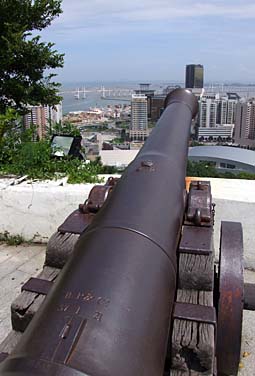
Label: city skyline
xmin=40 ymin=0 xmax=255 ymax=83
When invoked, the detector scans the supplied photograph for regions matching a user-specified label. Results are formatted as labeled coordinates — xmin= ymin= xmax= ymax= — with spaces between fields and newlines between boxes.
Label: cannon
xmin=0 ymin=88 xmax=254 ymax=376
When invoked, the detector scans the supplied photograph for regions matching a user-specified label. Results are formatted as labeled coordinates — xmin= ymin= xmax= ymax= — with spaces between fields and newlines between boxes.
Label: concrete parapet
xmin=0 ymin=178 xmax=94 ymax=242
xmin=0 ymin=177 xmax=254 ymax=269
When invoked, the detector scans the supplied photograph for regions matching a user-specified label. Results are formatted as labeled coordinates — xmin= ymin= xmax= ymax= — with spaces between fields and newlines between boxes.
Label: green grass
xmin=0 ymin=231 xmax=26 ymax=246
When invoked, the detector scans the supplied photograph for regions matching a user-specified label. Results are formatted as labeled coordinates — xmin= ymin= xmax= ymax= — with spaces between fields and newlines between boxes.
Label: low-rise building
xmin=189 ymin=146 xmax=255 ymax=174
xmin=197 ymin=125 xmax=234 ymax=141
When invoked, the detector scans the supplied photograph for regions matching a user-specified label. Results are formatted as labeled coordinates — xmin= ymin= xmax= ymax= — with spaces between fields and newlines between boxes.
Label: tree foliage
xmin=50 ymin=121 xmax=82 ymax=137
xmin=0 ymin=127 xmax=118 ymax=183
xmin=0 ymin=0 xmax=64 ymax=114
xmin=0 ymin=108 xmax=19 ymax=142
xmin=186 ymin=160 xmax=255 ymax=180
xmin=187 ymin=160 xmax=218 ymax=178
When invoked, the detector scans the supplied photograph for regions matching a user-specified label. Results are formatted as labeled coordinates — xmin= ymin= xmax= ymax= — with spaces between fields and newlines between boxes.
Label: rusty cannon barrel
xmin=0 ymin=89 xmax=198 ymax=376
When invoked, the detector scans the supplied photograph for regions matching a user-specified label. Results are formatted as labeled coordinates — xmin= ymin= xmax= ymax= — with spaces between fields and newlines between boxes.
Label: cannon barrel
xmin=0 ymin=89 xmax=198 ymax=376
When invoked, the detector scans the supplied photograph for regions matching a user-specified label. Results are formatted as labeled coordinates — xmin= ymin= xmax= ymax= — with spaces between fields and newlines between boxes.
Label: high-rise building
xmin=197 ymin=93 xmax=239 ymax=141
xmin=23 ymin=103 xmax=63 ymax=139
xmin=185 ymin=64 xmax=204 ymax=89
xmin=234 ymin=100 xmax=255 ymax=148
xmin=217 ymin=94 xmax=238 ymax=126
xmin=199 ymin=98 xmax=217 ymax=128
xmin=129 ymin=94 xmax=148 ymax=141
xmin=135 ymin=83 xmax=155 ymax=119
xmin=150 ymin=96 xmax=166 ymax=121
xmin=199 ymin=93 xmax=239 ymax=127
xmin=218 ymin=99 xmax=228 ymax=125
xmin=226 ymin=100 xmax=237 ymax=124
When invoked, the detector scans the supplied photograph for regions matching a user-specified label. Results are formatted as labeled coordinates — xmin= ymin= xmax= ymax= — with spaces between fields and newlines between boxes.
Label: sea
xmin=60 ymin=81 xmax=255 ymax=114
xmin=61 ymin=81 xmax=142 ymax=114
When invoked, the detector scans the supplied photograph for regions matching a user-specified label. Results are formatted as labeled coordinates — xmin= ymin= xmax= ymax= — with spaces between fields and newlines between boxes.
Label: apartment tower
xmin=234 ymin=100 xmax=255 ymax=148
xmin=23 ymin=104 xmax=63 ymax=139
xmin=129 ymin=94 xmax=148 ymax=141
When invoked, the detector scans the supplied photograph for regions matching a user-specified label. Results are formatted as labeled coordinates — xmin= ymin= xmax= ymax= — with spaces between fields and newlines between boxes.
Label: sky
xmin=40 ymin=0 xmax=255 ymax=84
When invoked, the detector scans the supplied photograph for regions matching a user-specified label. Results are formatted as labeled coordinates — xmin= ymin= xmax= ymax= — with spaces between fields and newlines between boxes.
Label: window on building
xmin=226 ymin=164 xmax=235 ymax=169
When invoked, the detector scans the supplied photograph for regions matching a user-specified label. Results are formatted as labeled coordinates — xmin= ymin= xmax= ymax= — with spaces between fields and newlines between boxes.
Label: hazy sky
xmin=41 ymin=0 xmax=255 ymax=83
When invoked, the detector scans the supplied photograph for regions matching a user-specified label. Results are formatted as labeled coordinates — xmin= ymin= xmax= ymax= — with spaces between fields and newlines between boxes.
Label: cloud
xmin=42 ymin=0 xmax=255 ymax=41
xmin=55 ymin=0 xmax=255 ymax=29
xmin=39 ymin=0 xmax=252 ymax=43
xmin=40 ymin=0 xmax=255 ymax=82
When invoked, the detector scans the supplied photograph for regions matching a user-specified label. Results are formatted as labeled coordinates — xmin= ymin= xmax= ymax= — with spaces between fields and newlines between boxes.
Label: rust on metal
xmin=58 ymin=177 xmax=118 ymax=234
xmin=21 ymin=278 xmax=53 ymax=296
xmin=83 ymin=177 xmax=118 ymax=214
xmin=105 ymin=176 xmax=119 ymax=186
xmin=58 ymin=210 xmax=94 ymax=235
xmin=173 ymin=302 xmax=216 ymax=326
xmin=216 ymin=221 xmax=244 ymax=376
xmin=84 ymin=185 xmax=114 ymax=213
xmin=179 ymin=225 xmax=213 ymax=255
xmin=186 ymin=181 xmax=212 ymax=226
xmin=136 ymin=160 xmax=155 ymax=172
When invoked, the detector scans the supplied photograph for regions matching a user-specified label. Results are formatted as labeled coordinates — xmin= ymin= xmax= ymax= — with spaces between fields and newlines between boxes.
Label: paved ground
xmin=239 ymin=269 xmax=255 ymax=376
xmin=0 ymin=243 xmax=254 ymax=375
xmin=0 ymin=242 xmax=45 ymax=339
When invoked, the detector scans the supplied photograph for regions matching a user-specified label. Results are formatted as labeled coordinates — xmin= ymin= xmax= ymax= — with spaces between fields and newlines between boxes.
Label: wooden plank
xmin=45 ymin=231 xmax=80 ymax=268
xmin=0 ymin=330 xmax=22 ymax=354
xmin=171 ymin=226 xmax=215 ymax=375
xmin=11 ymin=266 xmax=60 ymax=332
xmin=178 ymin=253 xmax=214 ymax=291
xmin=171 ymin=290 xmax=215 ymax=375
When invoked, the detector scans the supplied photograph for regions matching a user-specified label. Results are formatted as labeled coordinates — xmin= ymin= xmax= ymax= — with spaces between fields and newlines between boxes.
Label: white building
xmin=129 ymin=94 xmax=148 ymax=141
xmin=199 ymin=95 xmax=238 ymax=129
xmin=199 ymin=98 xmax=217 ymax=128
xmin=100 ymin=150 xmax=139 ymax=168
xmin=217 ymin=99 xmax=226 ymax=124
xmin=50 ymin=104 xmax=63 ymax=124
xmin=197 ymin=93 xmax=239 ymax=141
xmin=226 ymin=99 xmax=237 ymax=124
xmin=198 ymin=125 xmax=234 ymax=141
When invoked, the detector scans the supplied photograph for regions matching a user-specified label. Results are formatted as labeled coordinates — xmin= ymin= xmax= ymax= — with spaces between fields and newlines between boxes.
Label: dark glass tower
xmin=185 ymin=64 xmax=204 ymax=88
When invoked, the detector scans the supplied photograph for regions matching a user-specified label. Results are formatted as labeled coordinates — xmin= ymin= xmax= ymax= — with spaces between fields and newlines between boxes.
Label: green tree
xmin=187 ymin=161 xmax=218 ymax=178
xmin=50 ymin=121 xmax=81 ymax=137
xmin=0 ymin=108 xmax=19 ymax=142
xmin=0 ymin=0 xmax=64 ymax=114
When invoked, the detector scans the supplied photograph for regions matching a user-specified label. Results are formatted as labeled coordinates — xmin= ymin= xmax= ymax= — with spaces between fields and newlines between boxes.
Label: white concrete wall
xmin=0 ymin=177 xmax=254 ymax=268
xmin=0 ymin=179 xmax=94 ymax=242
xmin=213 ymin=198 xmax=255 ymax=269
xmin=188 ymin=178 xmax=255 ymax=269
